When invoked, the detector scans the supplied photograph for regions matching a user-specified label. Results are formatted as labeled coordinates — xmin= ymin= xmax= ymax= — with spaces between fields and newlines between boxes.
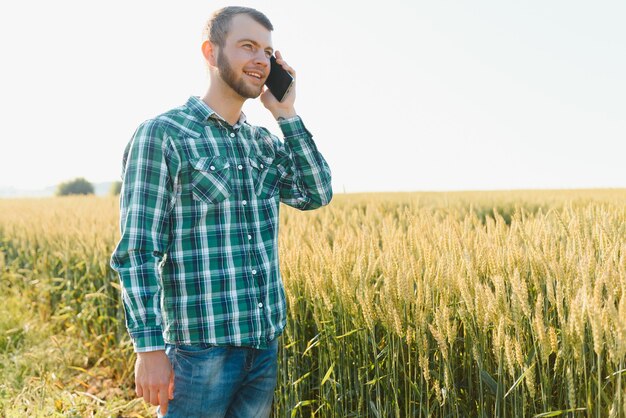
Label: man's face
xmin=215 ymin=14 xmax=273 ymax=99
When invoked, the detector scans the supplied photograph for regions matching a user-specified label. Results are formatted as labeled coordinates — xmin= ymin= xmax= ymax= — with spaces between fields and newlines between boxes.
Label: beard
xmin=217 ymin=49 xmax=262 ymax=99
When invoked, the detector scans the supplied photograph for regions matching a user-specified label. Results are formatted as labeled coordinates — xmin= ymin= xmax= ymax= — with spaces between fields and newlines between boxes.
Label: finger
xmin=169 ymin=370 xmax=175 ymax=400
xmin=274 ymin=55 xmax=288 ymax=67
xmin=274 ymin=51 xmax=295 ymax=74
xmin=276 ymin=62 xmax=295 ymax=77
xmin=282 ymin=65 xmax=296 ymax=78
xmin=136 ymin=381 xmax=143 ymax=397
xmin=276 ymin=61 xmax=296 ymax=78
xmin=150 ymin=388 xmax=160 ymax=406
xmin=159 ymin=387 xmax=170 ymax=414
xmin=142 ymin=387 xmax=151 ymax=405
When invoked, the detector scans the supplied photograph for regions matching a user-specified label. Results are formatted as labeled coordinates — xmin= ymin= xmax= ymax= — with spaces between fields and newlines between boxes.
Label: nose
xmin=254 ymin=51 xmax=270 ymax=67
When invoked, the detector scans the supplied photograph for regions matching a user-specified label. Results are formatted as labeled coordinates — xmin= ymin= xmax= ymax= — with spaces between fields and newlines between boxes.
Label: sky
xmin=0 ymin=0 xmax=624 ymax=193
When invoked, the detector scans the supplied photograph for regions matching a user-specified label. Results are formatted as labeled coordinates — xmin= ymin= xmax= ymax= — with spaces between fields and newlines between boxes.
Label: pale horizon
xmin=1 ymin=1 xmax=624 ymax=194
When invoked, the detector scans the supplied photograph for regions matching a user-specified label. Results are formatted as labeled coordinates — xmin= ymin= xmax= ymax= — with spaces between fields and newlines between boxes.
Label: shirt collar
xmin=186 ymin=96 xmax=247 ymax=128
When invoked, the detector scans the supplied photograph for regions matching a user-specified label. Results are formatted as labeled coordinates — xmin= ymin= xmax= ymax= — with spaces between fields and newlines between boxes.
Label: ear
xmin=201 ymin=40 xmax=218 ymax=67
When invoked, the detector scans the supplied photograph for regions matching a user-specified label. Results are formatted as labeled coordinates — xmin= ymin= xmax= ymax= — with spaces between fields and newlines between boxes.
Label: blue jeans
xmin=158 ymin=338 xmax=279 ymax=418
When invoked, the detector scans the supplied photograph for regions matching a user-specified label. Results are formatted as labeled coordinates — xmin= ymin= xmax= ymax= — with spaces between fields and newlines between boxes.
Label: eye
xmin=264 ymin=51 xmax=272 ymax=58
xmin=243 ymin=43 xmax=254 ymax=50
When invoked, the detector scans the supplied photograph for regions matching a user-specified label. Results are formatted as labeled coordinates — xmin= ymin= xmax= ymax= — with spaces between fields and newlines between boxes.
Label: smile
xmin=244 ymin=71 xmax=264 ymax=80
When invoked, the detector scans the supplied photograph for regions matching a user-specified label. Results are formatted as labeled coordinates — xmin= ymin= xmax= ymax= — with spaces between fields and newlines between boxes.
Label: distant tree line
xmin=55 ymin=178 xmax=122 ymax=196
xmin=56 ymin=177 xmax=94 ymax=196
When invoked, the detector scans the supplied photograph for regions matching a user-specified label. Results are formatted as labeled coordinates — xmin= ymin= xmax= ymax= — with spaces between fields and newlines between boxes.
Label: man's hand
xmin=260 ymin=50 xmax=297 ymax=120
xmin=135 ymin=350 xmax=175 ymax=415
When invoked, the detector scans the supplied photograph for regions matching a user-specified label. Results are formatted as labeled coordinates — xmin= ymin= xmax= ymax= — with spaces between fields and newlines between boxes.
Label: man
xmin=110 ymin=6 xmax=332 ymax=417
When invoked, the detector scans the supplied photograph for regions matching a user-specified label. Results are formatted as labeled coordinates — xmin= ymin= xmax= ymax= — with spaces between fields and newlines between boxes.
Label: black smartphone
xmin=265 ymin=55 xmax=294 ymax=102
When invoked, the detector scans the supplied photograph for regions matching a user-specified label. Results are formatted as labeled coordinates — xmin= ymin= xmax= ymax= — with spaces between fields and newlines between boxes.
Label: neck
xmin=202 ymin=78 xmax=246 ymax=126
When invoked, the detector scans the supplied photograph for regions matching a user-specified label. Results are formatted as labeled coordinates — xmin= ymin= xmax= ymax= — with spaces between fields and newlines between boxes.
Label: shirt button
xmin=260 ymin=164 xmax=264 ymax=169
xmin=210 ymin=165 xmax=216 ymax=171
xmin=252 ymin=269 xmax=257 ymax=275
xmin=238 ymin=164 xmax=243 ymax=170
xmin=258 ymin=302 xmax=263 ymax=308
xmin=247 ymin=234 xmax=252 ymax=240
xmin=242 ymin=200 xmax=247 ymax=206
xmin=229 ymin=132 xmax=236 ymax=138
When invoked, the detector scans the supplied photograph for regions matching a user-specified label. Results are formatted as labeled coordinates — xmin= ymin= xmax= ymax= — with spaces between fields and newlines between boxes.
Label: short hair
xmin=203 ymin=6 xmax=273 ymax=47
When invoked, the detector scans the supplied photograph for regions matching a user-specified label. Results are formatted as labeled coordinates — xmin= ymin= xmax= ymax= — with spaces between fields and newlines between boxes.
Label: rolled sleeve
xmin=276 ymin=116 xmax=333 ymax=210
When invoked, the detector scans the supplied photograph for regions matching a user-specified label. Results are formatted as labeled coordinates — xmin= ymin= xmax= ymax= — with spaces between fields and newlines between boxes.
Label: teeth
xmin=245 ymin=72 xmax=262 ymax=79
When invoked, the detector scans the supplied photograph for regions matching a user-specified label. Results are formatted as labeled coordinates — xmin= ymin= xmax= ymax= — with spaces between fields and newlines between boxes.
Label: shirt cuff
xmin=278 ymin=116 xmax=312 ymax=139
xmin=130 ymin=327 xmax=166 ymax=352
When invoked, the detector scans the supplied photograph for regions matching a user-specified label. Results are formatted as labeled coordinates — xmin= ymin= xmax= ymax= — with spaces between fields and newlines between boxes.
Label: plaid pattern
xmin=110 ymin=96 xmax=332 ymax=352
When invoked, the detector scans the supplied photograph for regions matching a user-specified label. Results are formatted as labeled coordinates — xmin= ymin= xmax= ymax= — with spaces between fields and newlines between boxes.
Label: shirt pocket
xmin=249 ymin=155 xmax=281 ymax=199
xmin=189 ymin=156 xmax=232 ymax=204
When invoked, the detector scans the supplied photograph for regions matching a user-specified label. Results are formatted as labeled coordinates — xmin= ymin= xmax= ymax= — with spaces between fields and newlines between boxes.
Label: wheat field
xmin=1 ymin=190 xmax=625 ymax=417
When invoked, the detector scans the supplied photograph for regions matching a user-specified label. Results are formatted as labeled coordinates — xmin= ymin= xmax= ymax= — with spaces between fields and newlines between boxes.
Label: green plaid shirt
xmin=110 ymin=96 xmax=332 ymax=352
